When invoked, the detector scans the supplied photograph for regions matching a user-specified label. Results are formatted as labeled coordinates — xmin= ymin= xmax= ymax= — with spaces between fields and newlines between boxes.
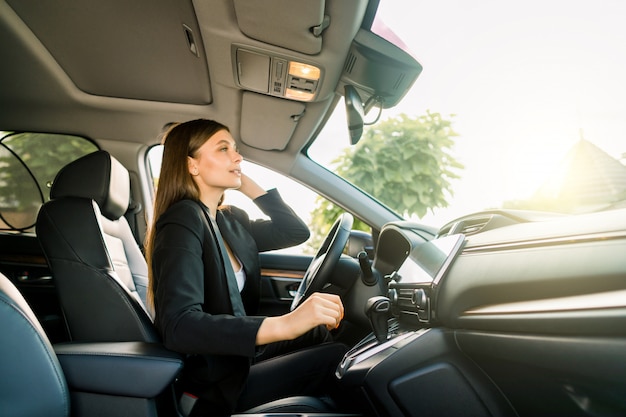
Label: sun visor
xmin=233 ymin=0 xmax=327 ymax=55
xmin=6 ymin=0 xmax=211 ymax=105
xmin=240 ymin=93 xmax=305 ymax=151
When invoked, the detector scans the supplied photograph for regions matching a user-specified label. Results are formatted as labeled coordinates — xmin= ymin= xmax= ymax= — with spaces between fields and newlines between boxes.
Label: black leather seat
xmin=0 ymin=272 xmax=183 ymax=417
xmin=0 ymin=272 xmax=69 ymax=417
xmin=36 ymin=150 xmax=157 ymax=343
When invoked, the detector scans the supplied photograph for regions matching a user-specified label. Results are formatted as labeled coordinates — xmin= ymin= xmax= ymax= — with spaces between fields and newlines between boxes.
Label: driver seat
xmin=35 ymin=150 xmax=340 ymax=415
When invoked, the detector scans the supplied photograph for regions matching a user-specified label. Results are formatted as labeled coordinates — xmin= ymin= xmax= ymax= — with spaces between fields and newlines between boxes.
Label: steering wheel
xmin=290 ymin=212 xmax=354 ymax=311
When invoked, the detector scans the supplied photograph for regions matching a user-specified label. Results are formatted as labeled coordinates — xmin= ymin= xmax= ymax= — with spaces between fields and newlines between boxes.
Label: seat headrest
xmin=51 ymin=150 xmax=130 ymax=220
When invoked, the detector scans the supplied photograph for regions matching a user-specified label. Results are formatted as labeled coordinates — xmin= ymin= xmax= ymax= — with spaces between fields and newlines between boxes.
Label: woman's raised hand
xmin=236 ymin=172 xmax=267 ymax=200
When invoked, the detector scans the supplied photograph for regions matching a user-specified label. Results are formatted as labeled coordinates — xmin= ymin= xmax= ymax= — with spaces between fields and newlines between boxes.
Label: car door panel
xmin=258 ymin=252 xmax=310 ymax=316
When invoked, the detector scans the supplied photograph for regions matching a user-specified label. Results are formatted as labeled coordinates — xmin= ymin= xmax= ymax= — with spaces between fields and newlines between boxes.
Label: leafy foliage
xmin=0 ymin=132 xmax=97 ymax=230
xmin=308 ymin=111 xmax=463 ymax=247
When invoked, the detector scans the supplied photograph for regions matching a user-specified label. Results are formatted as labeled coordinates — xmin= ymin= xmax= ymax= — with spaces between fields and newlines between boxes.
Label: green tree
xmin=0 ymin=132 xmax=97 ymax=230
xmin=308 ymin=111 xmax=463 ymax=247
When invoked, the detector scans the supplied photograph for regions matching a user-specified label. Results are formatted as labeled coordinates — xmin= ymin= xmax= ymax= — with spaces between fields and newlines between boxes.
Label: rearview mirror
xmin=344 ymin=85 xmax=364 ymax=145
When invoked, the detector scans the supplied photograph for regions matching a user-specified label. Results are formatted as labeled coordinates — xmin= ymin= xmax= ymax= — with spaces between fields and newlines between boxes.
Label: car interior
xmin=1 ymin=1 xmax=625 ymax=417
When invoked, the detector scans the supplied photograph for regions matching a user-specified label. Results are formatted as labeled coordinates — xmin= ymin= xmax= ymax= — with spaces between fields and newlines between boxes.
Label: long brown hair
xmin=145 ymin=119 xmax=229 ymax=308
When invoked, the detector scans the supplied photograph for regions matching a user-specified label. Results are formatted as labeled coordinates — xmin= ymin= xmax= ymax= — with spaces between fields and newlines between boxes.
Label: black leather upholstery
xmin=0 ymin=273 xmax=185 ymax=417
xmin=36 ymin=150 xmax=157 ymax=343
xmin=50 ymin=149 xmax=130 ymax=220
xmin=244 ymin=396 xmax=337 ymax=413
xmin=55 ymin=341 xmax=183 ymax=399
xmin=0 ymin=273 xmax=70 ymax=417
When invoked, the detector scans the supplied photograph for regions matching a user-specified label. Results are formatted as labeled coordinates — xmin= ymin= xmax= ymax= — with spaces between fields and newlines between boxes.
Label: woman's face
xmin=188 ymin=129 xmax=242 ymax=200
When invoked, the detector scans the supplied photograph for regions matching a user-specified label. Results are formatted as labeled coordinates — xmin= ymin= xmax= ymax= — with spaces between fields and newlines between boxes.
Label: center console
xmin=387 ymin=233 xmax=465 ymax=325
xmin=339 ymin=233 xmax=466 ymax=381
xmin=336 ymin=320 xmax=427 ymax=382
xmin=332 ymin=233 xmax=508 ymax=417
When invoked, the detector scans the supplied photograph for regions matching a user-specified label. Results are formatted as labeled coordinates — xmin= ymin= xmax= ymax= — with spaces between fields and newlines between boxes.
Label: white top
xmin=234 ymin=258 xmax=246 ymax=292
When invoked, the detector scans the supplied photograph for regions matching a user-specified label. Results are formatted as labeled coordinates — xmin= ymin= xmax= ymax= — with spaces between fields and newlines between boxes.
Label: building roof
xmin=532 ymin=139 xmax=626 ymax=212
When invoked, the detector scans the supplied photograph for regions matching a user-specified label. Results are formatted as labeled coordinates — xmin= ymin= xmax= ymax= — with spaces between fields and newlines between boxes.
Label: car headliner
xmin=0 ymin=0 xmax=372 ymax=166
xmin=0 ymin=0 xmax=423 ymax=230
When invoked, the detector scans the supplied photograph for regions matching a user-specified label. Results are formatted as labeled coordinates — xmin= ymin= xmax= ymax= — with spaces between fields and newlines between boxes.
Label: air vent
xmin=444 ymin=215 xmax=492 ymax=236
xmin=460 ymin=217 xmax=491 ymax=235
xmin=458 ymin=216 xmax=492 ymax=235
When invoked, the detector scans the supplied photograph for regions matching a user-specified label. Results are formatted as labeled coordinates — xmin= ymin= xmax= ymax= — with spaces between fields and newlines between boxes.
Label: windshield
xmin=308 ymin=0 xmax=626 ymax=229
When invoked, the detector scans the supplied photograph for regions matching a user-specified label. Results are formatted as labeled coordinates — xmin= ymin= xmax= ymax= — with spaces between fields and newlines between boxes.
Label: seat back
xmin=36 ymin=150 xmax=159 ymax=343
xmin=0 ymin=273 xmax=70 ymax=417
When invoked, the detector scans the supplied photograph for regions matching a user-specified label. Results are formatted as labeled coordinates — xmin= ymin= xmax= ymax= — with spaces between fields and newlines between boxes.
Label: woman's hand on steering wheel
xmin=256 ymin=292 xmax=344 ymax=345
xmin=292 ymin=292 xmax=344 ymax=332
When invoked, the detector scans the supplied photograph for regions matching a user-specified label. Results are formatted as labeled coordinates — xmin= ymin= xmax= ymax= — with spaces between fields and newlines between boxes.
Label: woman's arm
xmin=229 ymin=174 xmax=310 ymax=251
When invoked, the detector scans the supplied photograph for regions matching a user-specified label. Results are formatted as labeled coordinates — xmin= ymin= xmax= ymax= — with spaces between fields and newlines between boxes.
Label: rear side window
xmin=0 ymin=132 xmax=98 ymax=233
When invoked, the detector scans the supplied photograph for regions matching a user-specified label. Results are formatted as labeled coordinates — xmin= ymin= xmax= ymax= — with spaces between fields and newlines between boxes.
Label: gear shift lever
xmin=365 ymin=296 xmax=390 ymax=343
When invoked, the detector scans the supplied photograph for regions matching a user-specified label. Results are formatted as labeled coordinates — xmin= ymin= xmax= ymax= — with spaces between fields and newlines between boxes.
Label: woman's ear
xmin=188 ymin=156 xmax=199 ymax=176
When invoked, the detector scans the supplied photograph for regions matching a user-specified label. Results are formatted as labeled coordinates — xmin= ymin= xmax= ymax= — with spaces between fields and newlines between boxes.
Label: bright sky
xmin=374 ymin=0 xmax=626 ymax=226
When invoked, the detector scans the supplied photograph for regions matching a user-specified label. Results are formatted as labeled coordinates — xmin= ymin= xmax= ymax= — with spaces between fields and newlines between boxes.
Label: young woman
xmin=145 ymin=119 xmax=346 ymax=415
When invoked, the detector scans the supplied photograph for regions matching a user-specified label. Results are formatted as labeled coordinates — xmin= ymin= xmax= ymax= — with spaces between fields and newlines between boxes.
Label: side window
xmin=0 ymin=132 xmax=98 ymax=233
xmin=147 ymin=144 xmax=326 ymax=254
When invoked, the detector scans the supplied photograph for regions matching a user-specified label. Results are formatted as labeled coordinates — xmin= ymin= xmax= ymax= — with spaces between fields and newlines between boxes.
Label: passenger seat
xmin=36 ymin=150 xmax=157 ymax=343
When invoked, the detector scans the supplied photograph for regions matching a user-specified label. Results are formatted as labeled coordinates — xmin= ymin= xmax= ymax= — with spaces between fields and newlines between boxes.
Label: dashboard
xmin=372 ymin=207 xmax=626 ymax=335
xmin=335 ymin=207 xmax=626 ymax=417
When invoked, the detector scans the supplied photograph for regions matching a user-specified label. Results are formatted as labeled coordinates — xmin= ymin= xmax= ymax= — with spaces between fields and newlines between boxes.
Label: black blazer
xmin=152 ymin=189 xmax=310 ymax=411
xmin=152 ymin=188 xmax=310 ymax=357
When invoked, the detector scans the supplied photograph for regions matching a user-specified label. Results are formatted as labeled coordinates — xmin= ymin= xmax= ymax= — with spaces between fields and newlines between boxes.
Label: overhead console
xmin=231 ymin=0 xmax=366 ymax=103
xmin=233 ymin=45 xmax=323 ymax=102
